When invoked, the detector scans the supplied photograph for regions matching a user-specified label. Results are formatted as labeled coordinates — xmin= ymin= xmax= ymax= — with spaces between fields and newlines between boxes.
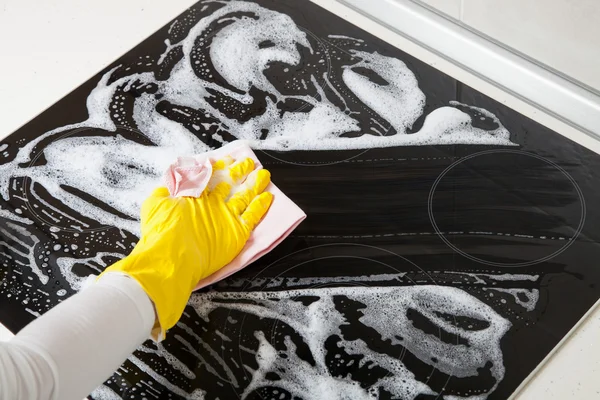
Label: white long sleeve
xmin=0 ymin=273 xmax=155 ymax=400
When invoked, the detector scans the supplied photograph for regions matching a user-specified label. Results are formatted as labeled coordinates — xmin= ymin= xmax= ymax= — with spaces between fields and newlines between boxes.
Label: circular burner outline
xmin=22 ymin=126 xmax=140 ymax=234
xmin=220 ymin=243 xmax=472 ymax=399
xmin=427 ymin=149 xmax=586 ymax=267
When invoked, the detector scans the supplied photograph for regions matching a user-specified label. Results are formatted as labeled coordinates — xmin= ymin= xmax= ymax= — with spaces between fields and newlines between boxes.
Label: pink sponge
xmin=163 ymin=141 xmax=307 ymax=290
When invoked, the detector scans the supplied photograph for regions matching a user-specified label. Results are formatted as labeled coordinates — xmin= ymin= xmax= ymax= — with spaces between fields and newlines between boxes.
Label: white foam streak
xmin=251 ymin=102 xmax=514 ymax=150
xmin=0 ymin=208 xmax=32 ymax=225
xmin=488 ymin=288 xmax=540 ymax=312
xmin=190 ymin=285 xmax=510 ymax=399
xmin=56 ymin=252 xmax=123 ymax=290
xmin=445 ymin=271 xmax=540 ymax=284
xmin=139 ymin=342 xmax=196 ymax=380
xmin=129 ymin=356 xmax=206 ymax=399
xmin=176 ymin=321 xmax=239 ymax=386
xmin=480 ymin=273 xmax=540 ymax=282
xmin=340 ymin=339 xmax=435 ymax=399
xmin=343 ymin=51 xmax=425 ymax=133
xmin=90 ymin=385 xmax=122 ymax=400
xmin=0 ymin=222 xmax=46 ymax=284
xmin=244 ymin=332 xmax=375 ymax=400
xmin=328 ymin=35 xmax=364 ymax=42
xmin=226 ymin=272 xmax=407 ymax=289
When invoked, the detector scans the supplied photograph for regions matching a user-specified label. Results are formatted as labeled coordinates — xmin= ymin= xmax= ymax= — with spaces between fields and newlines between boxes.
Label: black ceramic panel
xmin=0 ymin=1 xmax=598 ymax=399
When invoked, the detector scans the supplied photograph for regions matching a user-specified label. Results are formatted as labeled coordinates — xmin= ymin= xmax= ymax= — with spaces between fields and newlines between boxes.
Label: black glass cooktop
xmin=1 ymin=1 xmax=599 ymax=399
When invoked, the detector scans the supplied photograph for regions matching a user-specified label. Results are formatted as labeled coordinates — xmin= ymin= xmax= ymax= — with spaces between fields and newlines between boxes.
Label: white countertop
xmin=1 ymin=0 xmax=599 ymax=398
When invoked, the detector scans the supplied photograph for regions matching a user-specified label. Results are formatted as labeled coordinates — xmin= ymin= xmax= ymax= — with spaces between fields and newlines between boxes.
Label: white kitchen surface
xmin=1 ymin=0 xmax=600 ymax=398
xmin=414 ymin=0 xmax=600 ymax=92
xmin=0 ymin=323 xmax=11 ymax=341
xmin=418 ymin=0 xmax=462 ymax=19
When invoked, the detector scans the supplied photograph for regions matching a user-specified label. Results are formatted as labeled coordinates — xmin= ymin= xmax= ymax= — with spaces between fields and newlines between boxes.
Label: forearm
xmin=0 ymin=273 xmax=155 ymax=400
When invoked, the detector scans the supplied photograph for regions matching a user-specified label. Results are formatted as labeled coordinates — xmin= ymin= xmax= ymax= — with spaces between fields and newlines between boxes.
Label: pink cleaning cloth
xmin=164 ymin=157 xmax=213 ymax=198
xmin=163 ymin=140 xmax=306 ymax=290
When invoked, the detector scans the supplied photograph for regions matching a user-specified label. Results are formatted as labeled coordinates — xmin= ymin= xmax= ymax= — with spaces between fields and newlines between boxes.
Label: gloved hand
xmin=99 ymin=157 xmax=273 ymax=340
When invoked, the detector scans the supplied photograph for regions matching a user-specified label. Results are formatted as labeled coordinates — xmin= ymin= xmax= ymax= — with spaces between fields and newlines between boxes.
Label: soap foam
xmin=0 ymin=4 xmax=522 ymax=395
xmin=342 ymin=51 xmax=425 ymax=133
xmin=209 ymin=6 xmax=311 ymax=93
xmin=57 ymin=252 xmax=123 ymax=290
xmin=0 ymin=222 xmax=46 ymax=284
xmin=224 ymin=272 xmax=407 ymax=289
xmin=0 ymin=208 xmax=33 ymax=225
xmin=89 ymin=385 xmax=122 ymax=400
xmin=328 ymin=35 xmax=364 ymax=42
xmin=488 ymin=288 xmax=540 ymax=312
xmin=185 ymin=285 xmax=510 ymax=399
xmin=0 ymin=0 xmax=515 ymax=240
xmin=129 ymin=355 xmax=206 ymax=399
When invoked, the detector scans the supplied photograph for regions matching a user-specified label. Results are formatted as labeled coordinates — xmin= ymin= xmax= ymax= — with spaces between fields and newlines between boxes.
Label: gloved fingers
xmin=207 ymin=157 xmax=234 ymax=191
xmin=227 ymin=189 xmax=253 ymax=216
xmin=212 ymin=156 xmax=235 ymax=171
xmin=250 ymin=168 xmax=271 ymax=194
xmin=228 ymin=158 xmax=255 ymax=184
xmin=210 ymin=181 xmax=232 ymax=200
xmin=241 ymin=191 xmax=274 ymax=231
xmin=207 ymin=157 xmax=250 ymax=192
xmin=227 ymin=169 xmax=271 ymax=215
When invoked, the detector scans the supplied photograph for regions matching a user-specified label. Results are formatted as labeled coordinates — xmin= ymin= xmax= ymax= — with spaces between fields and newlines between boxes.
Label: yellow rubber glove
xmin=99 ymin=157 xmax=273 ymax=340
